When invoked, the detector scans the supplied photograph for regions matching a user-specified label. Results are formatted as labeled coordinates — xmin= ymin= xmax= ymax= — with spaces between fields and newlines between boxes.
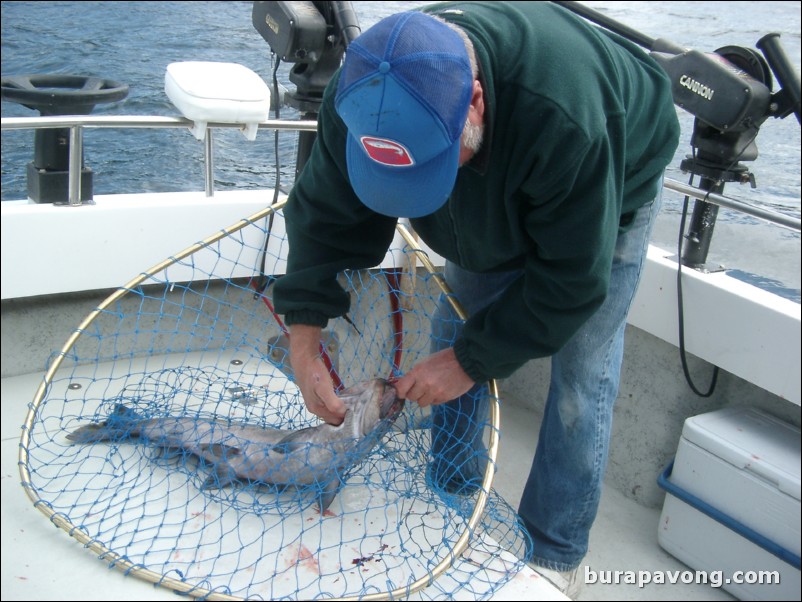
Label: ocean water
xmin=1 ymin=1 xmax=800 ymax=293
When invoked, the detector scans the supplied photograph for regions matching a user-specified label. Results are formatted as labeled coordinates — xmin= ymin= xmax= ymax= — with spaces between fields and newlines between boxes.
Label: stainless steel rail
xmin=0 ymin=115 xmax=319 ymax=130
xmin=1 ymin=116 xmax=317 ymax=201
xmin=663 ymin=178 xmax=801 ymax=232
xmin=1 ymin=114 xmax=800 ymax=233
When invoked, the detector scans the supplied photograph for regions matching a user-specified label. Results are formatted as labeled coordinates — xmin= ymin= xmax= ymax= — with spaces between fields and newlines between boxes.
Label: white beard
xmin=461 ymin=118 xmax=484 ymax=154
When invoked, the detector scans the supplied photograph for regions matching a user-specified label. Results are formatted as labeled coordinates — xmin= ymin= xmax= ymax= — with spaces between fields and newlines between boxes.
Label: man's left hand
xmin=394 ymin=348 xmax=475 ymax=407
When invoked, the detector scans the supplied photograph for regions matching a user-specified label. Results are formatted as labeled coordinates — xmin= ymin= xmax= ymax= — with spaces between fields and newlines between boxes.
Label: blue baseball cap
xmin=335 ymin=12 xmax=474 ymax=218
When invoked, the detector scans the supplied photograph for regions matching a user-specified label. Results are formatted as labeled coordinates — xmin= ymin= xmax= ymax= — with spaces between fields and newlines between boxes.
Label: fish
xmin=66 ymin=378 xmax=404 ymax=512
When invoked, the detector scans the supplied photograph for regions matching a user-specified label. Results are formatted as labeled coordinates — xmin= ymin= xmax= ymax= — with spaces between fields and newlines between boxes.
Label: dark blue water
xmin=1 ymin=1 xmax=800 ymax=294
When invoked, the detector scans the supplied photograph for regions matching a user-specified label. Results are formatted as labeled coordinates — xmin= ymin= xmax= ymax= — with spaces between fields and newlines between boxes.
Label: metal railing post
xmin=67 ymin=125 xmax=84 ymax=206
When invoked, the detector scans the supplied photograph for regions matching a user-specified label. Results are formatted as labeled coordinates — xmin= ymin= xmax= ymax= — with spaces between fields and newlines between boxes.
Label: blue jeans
xmin=428 ymin=186 xmax=662 ymax=570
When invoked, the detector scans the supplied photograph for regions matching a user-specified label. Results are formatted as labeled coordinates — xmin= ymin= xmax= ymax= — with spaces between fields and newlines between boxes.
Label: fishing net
xmin=18 ymin=202 xmax=533 ymax=600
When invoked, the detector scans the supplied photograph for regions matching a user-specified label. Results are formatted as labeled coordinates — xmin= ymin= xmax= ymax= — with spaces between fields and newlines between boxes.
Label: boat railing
xmin=1 ymin=115 xmax=317 ymax=202
xmin=1 ymin=114 xmax=800 ymax=233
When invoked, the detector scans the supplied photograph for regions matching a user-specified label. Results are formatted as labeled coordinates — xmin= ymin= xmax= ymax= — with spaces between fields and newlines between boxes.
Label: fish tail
xmin=66 ymin=404 xmax=144 ymax=443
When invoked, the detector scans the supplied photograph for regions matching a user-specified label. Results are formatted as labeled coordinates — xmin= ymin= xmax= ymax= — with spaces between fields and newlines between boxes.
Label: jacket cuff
xmin=453 ymin=337 xmax=490 ymax=383
xmin=284 ymin=310 xmax=329 ymax=329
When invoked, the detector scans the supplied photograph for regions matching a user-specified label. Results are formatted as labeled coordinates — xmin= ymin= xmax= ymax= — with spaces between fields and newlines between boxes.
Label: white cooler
xmin=658 ymin=406 xmax=801 ymax=600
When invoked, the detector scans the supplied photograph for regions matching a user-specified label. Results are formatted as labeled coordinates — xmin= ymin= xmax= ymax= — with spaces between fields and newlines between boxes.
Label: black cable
xmin=675 ymin=174 xmax=719 ymax=397
xmin=254 ymin=53 xmax=283 ymax=297
xmin=674 ymin=126 xmax=761 ymax=397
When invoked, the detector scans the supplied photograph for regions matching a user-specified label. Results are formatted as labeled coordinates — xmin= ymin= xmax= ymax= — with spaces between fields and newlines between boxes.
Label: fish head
xmin=338 ymin=378 xmax=405 ymax=437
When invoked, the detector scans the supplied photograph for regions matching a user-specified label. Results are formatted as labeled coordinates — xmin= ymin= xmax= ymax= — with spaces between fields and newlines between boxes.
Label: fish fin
xmin=198 ymin=443 xmax=241 ymax=462
xmin=65 ymin=422 xmax=109 ymax=443
xmin=66 ymin=404 xmax=142 ymax=443
xmin=197 ymin=444 xmax=241 ymax=489
xmin=318 ymin=478 xmax=342 ymax=513
xmin=272 ymin=428 xmax=315 ymax=455
xmin=201 ymin=463 xmax=238 ymax=489
xmin=272 ymin=441 xmax=308 ymax=455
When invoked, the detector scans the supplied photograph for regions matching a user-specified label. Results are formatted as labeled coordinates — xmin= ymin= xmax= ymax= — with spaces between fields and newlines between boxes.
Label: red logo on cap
xmin=360 ymin=136 xmax=414 ymax=167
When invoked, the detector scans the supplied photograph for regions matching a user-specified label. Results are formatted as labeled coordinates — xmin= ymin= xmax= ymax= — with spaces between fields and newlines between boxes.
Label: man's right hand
xmin=288 ymin=324 xmax=346 ymax=425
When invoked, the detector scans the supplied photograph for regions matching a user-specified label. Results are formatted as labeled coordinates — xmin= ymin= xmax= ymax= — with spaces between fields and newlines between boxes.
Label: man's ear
xmin=468 ymin=79 xmax=484 ymax=124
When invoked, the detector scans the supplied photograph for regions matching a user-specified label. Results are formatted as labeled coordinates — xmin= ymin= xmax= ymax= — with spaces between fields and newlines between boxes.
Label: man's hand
xmin=394 ymin=348 xmax=475 ymax=407
xmin=289 ymin=324 xmax=346 ymax=425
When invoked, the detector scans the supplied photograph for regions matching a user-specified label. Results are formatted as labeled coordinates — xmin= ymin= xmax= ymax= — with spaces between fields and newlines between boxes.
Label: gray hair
xmin=428 ymin=14 xmax=479 ymax=78
xmin=429 ymin=14 xmax=484 ymax=156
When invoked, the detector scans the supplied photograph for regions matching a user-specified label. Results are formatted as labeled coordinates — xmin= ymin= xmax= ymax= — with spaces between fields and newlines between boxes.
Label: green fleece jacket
xmin=272 ymin=1 xmax=680 ymax=382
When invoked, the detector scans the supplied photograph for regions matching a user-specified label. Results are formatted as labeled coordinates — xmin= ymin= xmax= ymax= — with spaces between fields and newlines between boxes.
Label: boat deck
xmin=1 ymin=369 xmax=734 ymax=602
xmin=492 ymin=395 xmax=736 ymax=601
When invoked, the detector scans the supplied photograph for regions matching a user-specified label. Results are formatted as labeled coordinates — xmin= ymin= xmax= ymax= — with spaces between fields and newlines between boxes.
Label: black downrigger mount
xmin=554 ymin=1 xmax=801 ymax=270
xmin=252 ymin=1 xmax=360 ymax=180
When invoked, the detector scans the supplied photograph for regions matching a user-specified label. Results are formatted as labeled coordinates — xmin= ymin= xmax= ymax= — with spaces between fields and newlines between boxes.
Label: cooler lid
xmin=682 ymin=407 xmax=801 ymax=501
xmin=164 ymin=61 xmax=270 ymax=141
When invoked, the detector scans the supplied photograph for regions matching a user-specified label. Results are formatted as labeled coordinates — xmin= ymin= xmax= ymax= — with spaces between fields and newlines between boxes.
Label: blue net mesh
xmin=19 ymin=205 xmax=532 ymax=600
